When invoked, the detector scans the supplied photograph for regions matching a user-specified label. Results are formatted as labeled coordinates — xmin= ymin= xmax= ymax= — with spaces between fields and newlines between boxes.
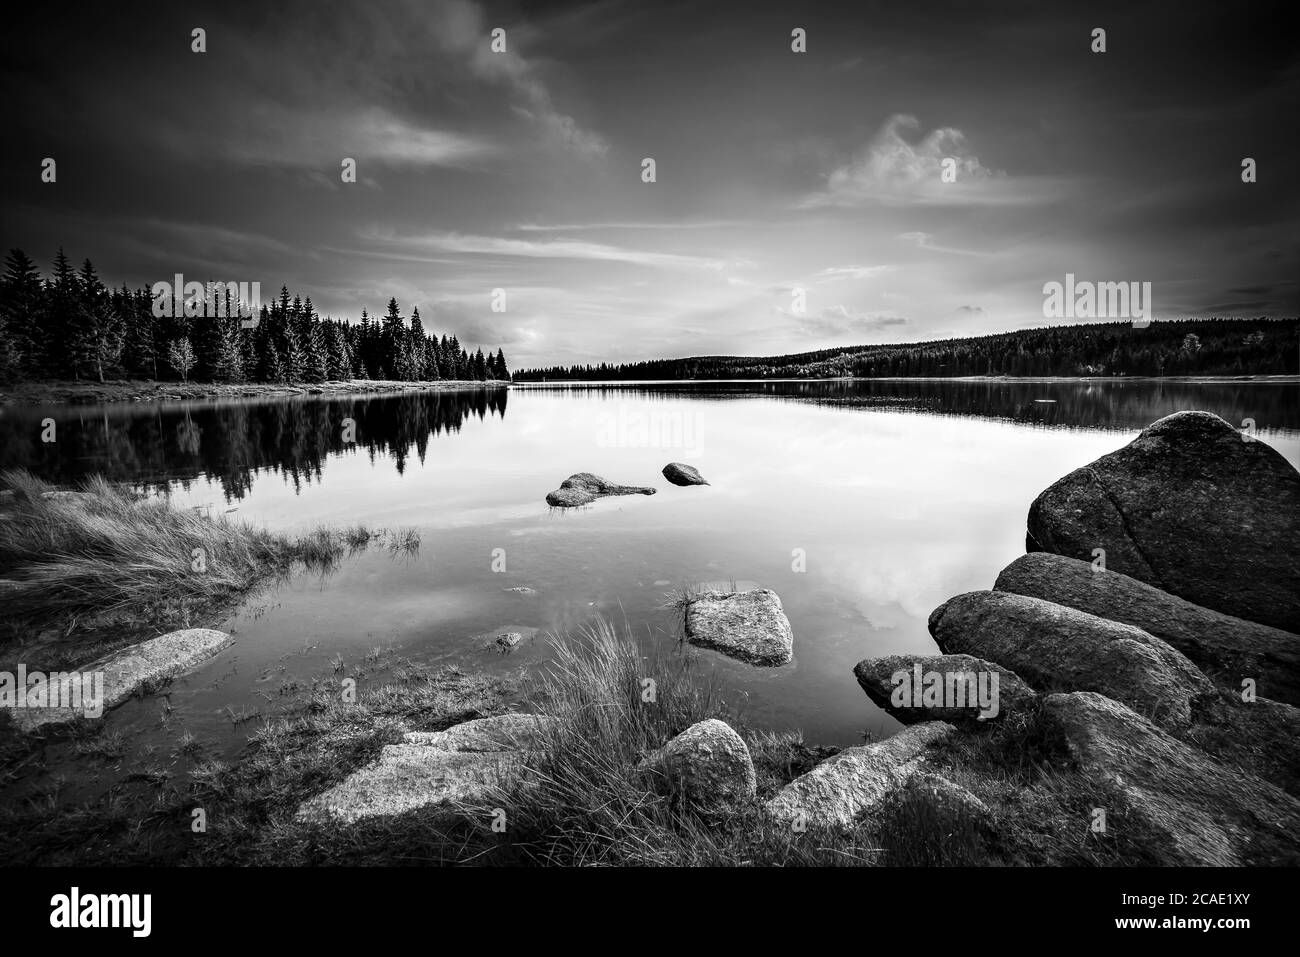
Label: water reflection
xmin=2 ymin=380 xmax=1294 ymax=505
xmin=519 ymin=379 xmax=1299 ymax=433
xmin=0 ymin=388 xmax=508 ymax=500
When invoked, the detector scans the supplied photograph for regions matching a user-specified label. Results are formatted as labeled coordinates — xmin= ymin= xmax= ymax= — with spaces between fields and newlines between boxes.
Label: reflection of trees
xmin=0 ymin=388 xmax=508 ymax=502
xmin=523 ymin=380 xmax=1300 ymax=434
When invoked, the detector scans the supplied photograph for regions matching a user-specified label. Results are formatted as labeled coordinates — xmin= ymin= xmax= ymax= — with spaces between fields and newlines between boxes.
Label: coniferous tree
xmin=0 ymin=249 xmax=43 ymax=380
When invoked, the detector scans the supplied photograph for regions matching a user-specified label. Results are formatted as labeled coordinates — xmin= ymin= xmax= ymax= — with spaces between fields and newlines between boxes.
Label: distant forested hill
xmin=514 ymin=319 xmax=1298 ymax=381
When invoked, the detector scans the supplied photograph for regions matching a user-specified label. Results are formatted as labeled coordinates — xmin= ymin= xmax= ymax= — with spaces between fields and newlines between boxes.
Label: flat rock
xmin=685 ymin=588 xmax=794 ymax=666
xmin=853 ymin=653 xmax=1037 ymax=725
xmin=765 ymin=722 xmax=954 ymax=829
xmin=662 ymin=463 xmax=709 ymax=486
xmin=3 ymin=628 xmax=233 ymax=733
xmin=296 ymin=713 xmax=552 ymax=825
xmin=545 ymin=472 xmax=656 ymax=507
xmin=639 ymin=718 xmax=756 ymax=810
xmin=1044 ymin=691 xmax=1300 ymax=865
xmin=401 ymin=713 xmax=555 ymax=750
xmin=1026 ymin=411 xmax=1300 ymax=632
xmin=930 ymin=590 xmax=1214 ymax=730
xmin=995 ymin=552 xmax=1300 ymax=705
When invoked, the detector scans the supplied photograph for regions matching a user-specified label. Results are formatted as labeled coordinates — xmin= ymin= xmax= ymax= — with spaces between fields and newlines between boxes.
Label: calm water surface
xmin=3 ymin=379 xmax=1297 ymax=759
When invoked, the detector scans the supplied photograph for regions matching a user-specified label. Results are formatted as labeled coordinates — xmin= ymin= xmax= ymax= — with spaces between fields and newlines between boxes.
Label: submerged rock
xmin=685 ymin=588 xmax=794 ymax=665
xmin=1026 ymin=410 xmax=1300 ymax=632
xmin=929 ymin=590 xmax=1214 ymax=730
xmin=995 ymin=552 xmax=1300 ymax=705
xmin=853 ymin=653 xmax=1037 ymax=725
xmin=545 ymin=472 xmax=656 ymax=508
xmin=662 ymin=463 xmax=709 ymax=486
xmin=639 ymin=718 xmax=756 ymax=811
xmin=765 ymin=722 xmax=954 ymax=829
xmin=1043 ymin=691 xmax=1300 ymax=865
xmin=296 ymin=713 xmax=553 ymax=825
xmin=3 ymin=628 xmax=234 ymax=733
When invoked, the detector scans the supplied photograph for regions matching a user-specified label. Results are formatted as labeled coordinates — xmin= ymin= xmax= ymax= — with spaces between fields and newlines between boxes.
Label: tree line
xmin=513 ymin=318 xmax=1298 ymax=381
xmin=0 ymin=247 xmax=510 ymax=385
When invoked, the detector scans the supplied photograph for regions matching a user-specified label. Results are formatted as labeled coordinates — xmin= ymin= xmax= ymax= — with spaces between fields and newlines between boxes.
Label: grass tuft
xmin=0 ymin=469 xmax=419 ymax=653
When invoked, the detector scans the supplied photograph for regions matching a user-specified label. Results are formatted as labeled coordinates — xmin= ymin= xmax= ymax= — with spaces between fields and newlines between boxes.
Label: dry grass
xmin=0 ymin=469 xmax=418 ymax=653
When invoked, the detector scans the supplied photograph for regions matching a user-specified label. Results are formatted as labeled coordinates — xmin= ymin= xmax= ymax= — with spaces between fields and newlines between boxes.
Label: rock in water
xmin=494 ymin=632 xmax=522 ymax=653
xmin=1044 ymin=692 xmax=1300 ymax=865
xmin=994 ymin=552 xmax=1300 ymax=705
xmin=296 ymin=714 xmax=554 ymax=825
xmin=1026 ymin=410 xmax=1300 ymax=632
xmin=639 ymin=719 xmax=756 ymax=810
xmin=765 ymin=722 xmax=954 ymax=829
xmin=662 ymin=463 xmax=709 ymax=486
xmin=685 ymin=588 xmax=794 ymax=665
xmin=3 ymin=628 xmax=234 ymax=733
xmin=545 ymin=472 xmax=656 ymax=507
xmin=929 ymin=590 xmax=1214 ymax=730
xmin=853 ymin=653 xmax=1037 ymax=725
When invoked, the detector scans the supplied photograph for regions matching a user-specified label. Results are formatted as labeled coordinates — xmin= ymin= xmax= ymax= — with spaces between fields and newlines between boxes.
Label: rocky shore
xmin=267 ymin=409 xmax=1298 ymax=865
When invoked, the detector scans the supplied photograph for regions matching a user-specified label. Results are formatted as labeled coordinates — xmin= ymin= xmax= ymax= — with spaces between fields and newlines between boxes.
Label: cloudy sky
xmin=2 ymin=0 xmax=1297 ymax=368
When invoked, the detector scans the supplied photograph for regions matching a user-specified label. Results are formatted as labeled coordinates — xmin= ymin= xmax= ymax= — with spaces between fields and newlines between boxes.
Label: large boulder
xmin=1026 ymin=411 xmax=1300 ymax=632
xmin=545 ymin=472 xmax=656 ymax=507
xmin=929 ymin=591 xmax=1214 ymax=730
xmin=764 ymin=722 xmax=953 ymax=829
xmin=662 ymin=463 xmax=709 ymax=486
xmin=1043 ymin=692 xmax=1300 ymax=865
xmin=995 ymin=552 xmax=1300 ymax=705
xmin=639 ymin=719 xmax=756 ymax=810
xmin=2 ymin=628 xmax=234 ymax=733
xmin=685 ymin=588 xmax=794 ymax=665
xmin=854 ymin=653 xmax=1037 ymax=725
xmin=296 ymin=714 xmax=554 ymax=825
xmin=1187 ymin=693 xmax=1300 ymax=797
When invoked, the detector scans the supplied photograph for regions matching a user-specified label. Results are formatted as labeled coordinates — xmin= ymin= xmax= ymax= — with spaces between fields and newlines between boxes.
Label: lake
xmin=3 ymin=378 xmax=1297 ymax=759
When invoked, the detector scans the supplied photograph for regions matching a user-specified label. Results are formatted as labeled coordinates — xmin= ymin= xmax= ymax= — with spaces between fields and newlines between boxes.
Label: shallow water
xmin=3 ymin=379 xmax=1297 ymax=760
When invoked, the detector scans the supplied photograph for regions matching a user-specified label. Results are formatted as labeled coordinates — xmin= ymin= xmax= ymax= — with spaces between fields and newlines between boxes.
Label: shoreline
xmin=514 ymin=373 xmax=1300 ymax=385
xmin=0 ymin=378 xmax=510 ymax=407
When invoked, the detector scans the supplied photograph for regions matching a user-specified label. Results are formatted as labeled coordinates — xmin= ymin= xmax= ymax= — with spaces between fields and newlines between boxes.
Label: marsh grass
xmin=0 ymin=469 xmax=419 ymax=658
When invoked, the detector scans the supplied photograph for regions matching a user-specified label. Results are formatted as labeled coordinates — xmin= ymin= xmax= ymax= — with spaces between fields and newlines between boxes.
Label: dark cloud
xmin=2 ymin=0 xmax=1296 ymax=368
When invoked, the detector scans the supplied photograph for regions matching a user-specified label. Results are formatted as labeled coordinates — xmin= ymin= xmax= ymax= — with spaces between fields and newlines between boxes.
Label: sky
xmin=2 ymin=0 xmax=1297 ymax=369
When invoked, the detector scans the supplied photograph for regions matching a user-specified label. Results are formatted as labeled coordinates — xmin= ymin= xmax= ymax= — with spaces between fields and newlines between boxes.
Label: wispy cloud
xmin=214 ymin=106 xmax=496 ymax=170
xmin=435 ymin=0 xmax=609 ymax=158
xmin=814 ymin=265 xmax=895 ymax=281
xmin=360 ymin=228 xmax=732 ymax=272
xmin=791 ymin=305 xmax=909 ymax=337
xmin=897 ymin=231 xmax=989 ymax=258
xmin=516 ymin=220 xmax=742 ymax=232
